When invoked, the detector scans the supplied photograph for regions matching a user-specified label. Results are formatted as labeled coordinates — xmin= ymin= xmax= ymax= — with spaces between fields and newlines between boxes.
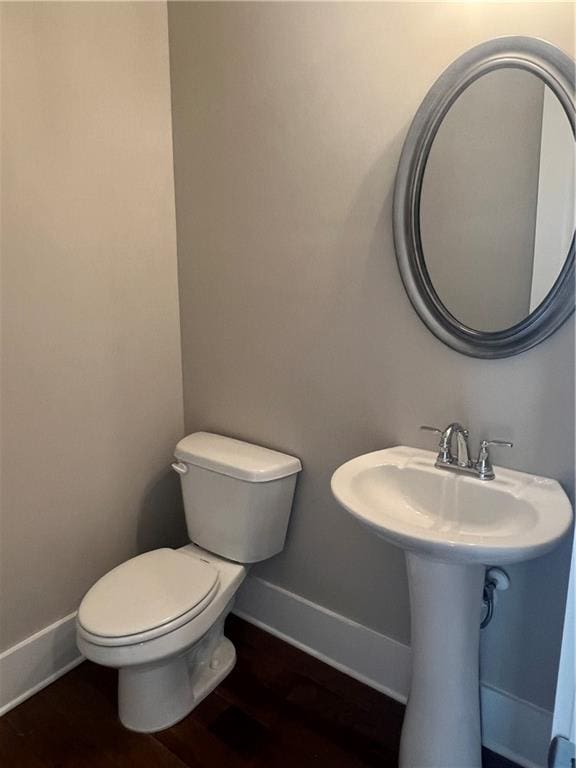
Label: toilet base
xmin=118 ymin=624 xmax=236 ymax=733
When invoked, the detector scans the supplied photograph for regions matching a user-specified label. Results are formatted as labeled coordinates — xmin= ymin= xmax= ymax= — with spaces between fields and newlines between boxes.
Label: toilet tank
xmin=173 ymin=433 xmax=302 ymax=563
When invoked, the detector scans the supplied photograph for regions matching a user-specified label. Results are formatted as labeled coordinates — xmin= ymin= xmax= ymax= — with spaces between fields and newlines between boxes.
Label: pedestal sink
xmin=331 ymin=446 xmax=572 ymax=768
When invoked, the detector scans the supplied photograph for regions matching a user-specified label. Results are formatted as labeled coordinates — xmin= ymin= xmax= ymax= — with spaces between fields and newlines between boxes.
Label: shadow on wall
xmin=137 ymin=469 xmax=188 ymax=553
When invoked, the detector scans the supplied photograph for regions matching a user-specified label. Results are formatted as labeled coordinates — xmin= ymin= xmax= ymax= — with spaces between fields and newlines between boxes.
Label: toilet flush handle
xmin=171 ymin=461 xmax=189 ymax=475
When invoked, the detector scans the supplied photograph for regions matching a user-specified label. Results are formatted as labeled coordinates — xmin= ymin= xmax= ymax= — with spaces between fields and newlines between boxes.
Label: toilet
xmin=76 ymin=432 xmax=301 ymax=733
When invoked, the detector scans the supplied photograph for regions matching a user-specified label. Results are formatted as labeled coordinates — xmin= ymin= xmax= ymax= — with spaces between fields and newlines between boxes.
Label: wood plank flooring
xmin=0 ymin=616 xmax=518 ymax=767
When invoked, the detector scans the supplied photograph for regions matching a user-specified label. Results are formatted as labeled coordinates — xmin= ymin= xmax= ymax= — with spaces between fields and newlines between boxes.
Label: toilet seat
xmin=78 ymin=548 xmax=220 ymax=646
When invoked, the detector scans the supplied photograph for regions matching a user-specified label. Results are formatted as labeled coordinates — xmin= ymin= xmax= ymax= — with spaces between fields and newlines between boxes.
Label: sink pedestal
xmin=400 ymin=552 xmax=485 ymax=768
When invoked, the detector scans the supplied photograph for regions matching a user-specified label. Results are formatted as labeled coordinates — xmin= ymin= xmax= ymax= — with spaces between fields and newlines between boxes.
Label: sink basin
xmin=331 ymin=445 xmax=573 ymax=767
xmin=331 ymin=445 xmax=572 ymax=565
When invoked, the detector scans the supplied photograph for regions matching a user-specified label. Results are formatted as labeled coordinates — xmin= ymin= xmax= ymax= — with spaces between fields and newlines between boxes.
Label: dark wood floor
xmin=1 ymin=616 xmax=517 ymax=768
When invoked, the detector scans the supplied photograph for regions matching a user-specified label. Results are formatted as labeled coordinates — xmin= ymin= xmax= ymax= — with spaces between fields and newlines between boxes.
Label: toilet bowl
xmin=76 ymin=433 xmax=301 ymax=732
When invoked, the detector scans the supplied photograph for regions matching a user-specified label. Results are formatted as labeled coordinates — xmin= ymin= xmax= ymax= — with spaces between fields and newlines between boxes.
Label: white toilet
xmin=76 ymin=432 xmax=301 ymax=733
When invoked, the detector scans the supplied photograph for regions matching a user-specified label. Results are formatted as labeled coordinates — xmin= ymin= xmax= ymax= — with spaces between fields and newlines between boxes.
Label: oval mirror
xmin=394 ymin=37 xmax=575 ymax=358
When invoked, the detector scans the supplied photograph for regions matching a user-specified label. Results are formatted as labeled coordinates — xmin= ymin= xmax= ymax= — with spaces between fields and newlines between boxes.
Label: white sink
xmin=331 ymin=445 xmax=573 ymax=768
xmin=331 ymin=445 xmax=572 ymax=565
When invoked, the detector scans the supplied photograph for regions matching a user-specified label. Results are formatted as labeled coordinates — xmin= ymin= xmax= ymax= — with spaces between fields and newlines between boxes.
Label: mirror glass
xmin=420 ymin=68 xmax=575 ymax=332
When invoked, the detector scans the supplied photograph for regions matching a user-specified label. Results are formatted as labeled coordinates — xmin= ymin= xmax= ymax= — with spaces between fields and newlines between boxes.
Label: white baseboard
xmin=234 ymin=573 xmax=411 ymax=703
xmin=234 ymin=575 xmax=552 ymax=768
xmin=481 ymin=684 xmax=553 ymax=768
xmin=0 ymin=612 xmax=83 ymax=717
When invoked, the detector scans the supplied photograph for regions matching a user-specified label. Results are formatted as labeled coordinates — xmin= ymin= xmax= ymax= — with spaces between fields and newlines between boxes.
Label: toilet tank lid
xmin=174 ymin=432 xmax=302 ymax=482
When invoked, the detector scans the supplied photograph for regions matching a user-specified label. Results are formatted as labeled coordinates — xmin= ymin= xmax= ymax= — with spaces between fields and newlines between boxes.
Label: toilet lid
xmin=78 ymin=549 xmax=219 ymax=638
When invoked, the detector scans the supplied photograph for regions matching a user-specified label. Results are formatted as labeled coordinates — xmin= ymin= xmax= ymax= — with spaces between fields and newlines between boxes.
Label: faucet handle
xmin=420 ymin=425 xmax=451 ymax=463
xmin=480 ymin=439 xmax=513 ymax=450
xmin=476 ymin=439 xmax=513 ymax=480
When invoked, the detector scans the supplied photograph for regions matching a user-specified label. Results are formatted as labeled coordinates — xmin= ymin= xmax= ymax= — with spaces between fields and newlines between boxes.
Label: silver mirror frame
xmin=393 ymin=36 xmax=575 ymax=359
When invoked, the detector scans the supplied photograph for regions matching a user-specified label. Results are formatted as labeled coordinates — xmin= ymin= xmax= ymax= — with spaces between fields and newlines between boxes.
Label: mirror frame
xmin=393 ymin=36 xmax=575 ymax=358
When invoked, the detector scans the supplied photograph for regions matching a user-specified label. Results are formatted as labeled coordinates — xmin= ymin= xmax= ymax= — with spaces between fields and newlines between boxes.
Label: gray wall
xmin=421 ymin=69 xmax=544 ymax=331
xmin=0 ymin=2 xmax=186 ymax=651
xmin=169 ymin=1 xmax=574 ymax=710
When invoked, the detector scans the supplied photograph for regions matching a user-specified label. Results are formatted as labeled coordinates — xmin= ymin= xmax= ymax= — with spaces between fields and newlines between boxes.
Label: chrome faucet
xmin=420 ymin=424 xmax=513 ymax=480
